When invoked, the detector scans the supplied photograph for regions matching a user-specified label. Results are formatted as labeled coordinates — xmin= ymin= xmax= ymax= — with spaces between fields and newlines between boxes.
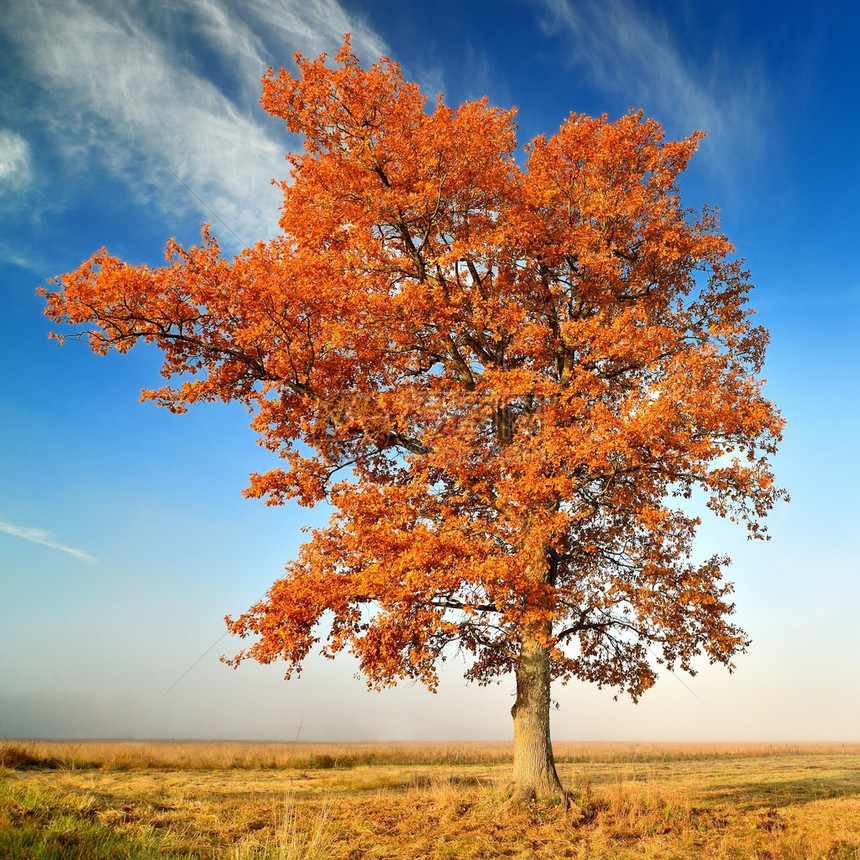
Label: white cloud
xmin=536 ymin=0 xmax=769 ymax=175
xmin=0 ymin=520 xmax=96 ymax=563
xmin=1 ymin=0 xmax=388 ymax=249
xmin=219 ymin=0 xmax=388 ymax=65
xmin=0 ymin=129 xmax=32 ymax=192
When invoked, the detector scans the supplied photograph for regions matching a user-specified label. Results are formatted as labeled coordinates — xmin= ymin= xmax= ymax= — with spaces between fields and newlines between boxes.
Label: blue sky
xmin=1 ymin=0 xmax=858 ymax=742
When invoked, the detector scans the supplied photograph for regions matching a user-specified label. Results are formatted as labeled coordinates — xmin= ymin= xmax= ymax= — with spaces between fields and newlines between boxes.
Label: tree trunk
xmin=509 ymin=634 xmax=565 ymax=802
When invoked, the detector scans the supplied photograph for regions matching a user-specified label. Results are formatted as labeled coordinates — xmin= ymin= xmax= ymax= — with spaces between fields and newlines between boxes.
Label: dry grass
xmin=2 ymin=741 xmax=860 ymax=858
xmin=0 ymin=739 xmax=518 ymax=772
xmin=4 ymin=739 xmax=856 ymax=771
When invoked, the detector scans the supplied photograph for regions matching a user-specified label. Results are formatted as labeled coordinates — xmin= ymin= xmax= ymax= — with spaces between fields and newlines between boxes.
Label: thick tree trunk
xmin=509 ymin=634 xmax=565 ymax=802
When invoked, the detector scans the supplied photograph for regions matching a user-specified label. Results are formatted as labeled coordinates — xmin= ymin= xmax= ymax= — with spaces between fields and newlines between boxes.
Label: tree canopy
xmin=42 ymin=37 xmax=785 ymax=798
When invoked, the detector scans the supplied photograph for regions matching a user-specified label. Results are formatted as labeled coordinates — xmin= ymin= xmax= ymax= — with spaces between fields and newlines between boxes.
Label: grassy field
xmin=2 ymin=740 xmax=860 ymax=858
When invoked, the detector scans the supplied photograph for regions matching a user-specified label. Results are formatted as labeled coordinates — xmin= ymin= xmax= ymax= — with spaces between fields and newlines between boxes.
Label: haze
xmin=1 ymin=0 xmax=858 ymax=742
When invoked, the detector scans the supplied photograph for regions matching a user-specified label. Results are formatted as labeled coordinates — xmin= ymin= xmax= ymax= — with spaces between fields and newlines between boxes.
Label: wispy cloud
xmin=535 ymin=0 xmax=769 ymax=176
xmin=0 ymin=129 xmax=32 ymax=193
xmin=0 ymin=520 xmax=96 ymax=563
xmin=1 ymin=0 xmax=387 ymax=251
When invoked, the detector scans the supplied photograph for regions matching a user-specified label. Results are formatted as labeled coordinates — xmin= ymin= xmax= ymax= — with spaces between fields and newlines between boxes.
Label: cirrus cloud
xmin=0 ymin=0 xmax=387 ymax=251
xmin=535 ymin=0 xmax=770 ymax=178
xmin=0 ymin=519 xmax=96 ymax=563
xmin=0 ymin=129 xmax=32 ymax=193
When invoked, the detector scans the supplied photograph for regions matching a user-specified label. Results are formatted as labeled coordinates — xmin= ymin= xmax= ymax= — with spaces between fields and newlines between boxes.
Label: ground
xmin=2 ymin=741 xmax=860 ymax=858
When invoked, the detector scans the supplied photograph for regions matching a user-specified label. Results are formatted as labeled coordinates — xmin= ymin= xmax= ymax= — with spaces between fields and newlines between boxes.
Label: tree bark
xmin=509 ymin=633 xmax=565 ymax=802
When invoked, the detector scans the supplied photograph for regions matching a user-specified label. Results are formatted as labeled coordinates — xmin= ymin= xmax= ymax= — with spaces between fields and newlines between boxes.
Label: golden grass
xmin=2 ymin=741 xmax=860 ymax=858
xmin=5 ymin=739 xmax=857 ymax=771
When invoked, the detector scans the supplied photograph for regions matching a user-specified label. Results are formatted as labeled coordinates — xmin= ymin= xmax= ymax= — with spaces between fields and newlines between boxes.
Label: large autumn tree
xmin=42 ymin=38 xmax=784 ymax=801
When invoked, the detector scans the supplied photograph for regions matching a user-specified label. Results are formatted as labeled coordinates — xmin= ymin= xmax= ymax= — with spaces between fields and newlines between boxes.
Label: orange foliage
xmin=41 ymin=37 xmax=785 ymax=702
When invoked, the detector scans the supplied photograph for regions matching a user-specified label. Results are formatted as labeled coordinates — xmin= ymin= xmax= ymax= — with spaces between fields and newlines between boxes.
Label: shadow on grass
xmin=704 ymin=774 xmax=860 ymax=810
xmin=0 ymin=777 xmax=195 ymax=860
xmin=0 ymin=824 xmax=192 ymax=860
xmin=281 ymin=772 xmax=499 ymax=796
xmin=406 ymin=773 xmax=496 ymax=789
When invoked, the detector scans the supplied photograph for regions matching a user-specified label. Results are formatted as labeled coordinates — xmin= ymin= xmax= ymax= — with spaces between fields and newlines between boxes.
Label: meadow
xmin=2 ymin=740 xmax=860 ymax=858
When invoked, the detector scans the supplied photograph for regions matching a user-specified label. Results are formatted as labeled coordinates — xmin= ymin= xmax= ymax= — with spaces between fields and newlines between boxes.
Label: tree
xmin=41 ymin=37 xmax=785 ymax=802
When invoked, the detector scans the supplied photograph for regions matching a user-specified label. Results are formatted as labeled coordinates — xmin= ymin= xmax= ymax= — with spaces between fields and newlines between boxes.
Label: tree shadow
xmin=703 ymin=774 xmax=860 ymax=810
